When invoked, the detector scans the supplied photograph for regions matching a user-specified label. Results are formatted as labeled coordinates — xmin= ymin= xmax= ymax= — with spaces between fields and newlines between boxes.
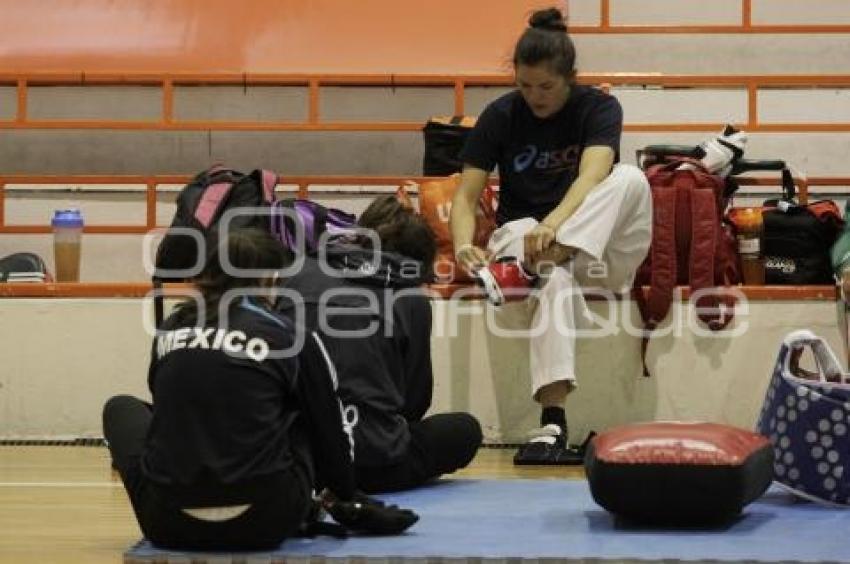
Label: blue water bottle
xmin=51 ymin=209 xmax=84 ymax=282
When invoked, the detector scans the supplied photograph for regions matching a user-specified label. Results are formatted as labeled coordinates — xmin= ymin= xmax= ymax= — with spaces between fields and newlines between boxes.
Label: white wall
xmin=0 ymin=297 xmax=842 ymax=442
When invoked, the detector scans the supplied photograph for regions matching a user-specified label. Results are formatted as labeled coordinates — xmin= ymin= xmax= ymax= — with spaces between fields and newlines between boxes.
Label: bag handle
xmin=656 ymin=157 xmax=711 ymax=174
xmin=396 ymin=183 xmax=417 ymax=211
xmin=780 ymin=168 xmax=796 ymax=202
xmin=734 ymin=159 xmax=802 ymax=204
xmin=730 ymin=158 xmax=786 ymax=174
xmin=781 ymin=330 xmax=847 ymax=384
xmin=196 ymin=164 xmax=241 ymax=186
xmin=636 ymin=144 xmax=701 ymax=167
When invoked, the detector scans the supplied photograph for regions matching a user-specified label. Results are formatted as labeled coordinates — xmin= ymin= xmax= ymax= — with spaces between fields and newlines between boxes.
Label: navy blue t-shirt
xmin=459 ymin=86 xmax=623 ymax=224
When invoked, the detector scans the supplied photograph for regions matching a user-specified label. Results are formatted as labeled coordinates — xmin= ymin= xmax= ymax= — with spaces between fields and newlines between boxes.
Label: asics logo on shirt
xmin=157 ymin=328 xmax=270 ymax=362
xmin=513 ymin=144 xmax=580 ymax=173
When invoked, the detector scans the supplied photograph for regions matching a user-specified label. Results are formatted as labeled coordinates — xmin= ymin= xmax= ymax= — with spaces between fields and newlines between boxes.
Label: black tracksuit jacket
xmin=143 ymin=297 xmax=356 ymax=505
xmin=276 ymin=244 xmax=433 ymax=468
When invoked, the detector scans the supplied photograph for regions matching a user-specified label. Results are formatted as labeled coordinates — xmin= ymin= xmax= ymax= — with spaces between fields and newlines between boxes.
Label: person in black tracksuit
xmin=102 ymin=229 xmax=416 ymax=551
xmin=277 ymin=196 xmax=483 ymax=493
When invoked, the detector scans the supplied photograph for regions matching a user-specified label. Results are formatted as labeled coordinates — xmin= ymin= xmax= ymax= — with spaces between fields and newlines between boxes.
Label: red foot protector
xmin=584 ymin=422 xmax=774 ymax=524
xmin=475 ymin=259 xmax=534 ymax=306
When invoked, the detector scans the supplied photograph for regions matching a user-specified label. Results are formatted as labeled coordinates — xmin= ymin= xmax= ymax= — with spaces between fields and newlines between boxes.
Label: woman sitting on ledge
xmin=450 ymin=7 xmax=652 ymax=465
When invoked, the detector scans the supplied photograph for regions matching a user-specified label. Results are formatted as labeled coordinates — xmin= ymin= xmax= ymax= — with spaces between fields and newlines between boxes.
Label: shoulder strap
xmin=256 ymin=169 xmax=279 ymax=204
xmin=194 ymin=169 xmax=278 ymax=229
xmin=638 ymin=184 xmax=679 ymax=377
xmin=194 ymin=181 xmax=235 ymax=229
xmin=688 ymin=187 xmax=718 ymax=301
xmin=190 ymin=167 xmax=243 ymax=228
xmin=645 ymin=185 xmax=679 ymax=328
xmin=689 ymin=186 xmax=736 ymax=330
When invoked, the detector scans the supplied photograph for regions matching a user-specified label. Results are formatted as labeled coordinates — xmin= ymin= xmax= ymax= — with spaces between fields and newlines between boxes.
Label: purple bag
xmin=271 ymin=199 xmax=356 ymax=254
xmin=756 ymin=330 xmax=850 ymax=506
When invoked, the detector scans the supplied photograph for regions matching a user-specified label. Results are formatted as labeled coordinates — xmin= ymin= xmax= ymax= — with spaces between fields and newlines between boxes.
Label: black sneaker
xmin=513 ymin=424 xmax=586 ymax=466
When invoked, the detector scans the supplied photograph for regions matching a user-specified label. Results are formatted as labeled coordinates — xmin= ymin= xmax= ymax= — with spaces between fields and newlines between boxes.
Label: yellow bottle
xmin=731 ymin=207 xmax=765 ymax=286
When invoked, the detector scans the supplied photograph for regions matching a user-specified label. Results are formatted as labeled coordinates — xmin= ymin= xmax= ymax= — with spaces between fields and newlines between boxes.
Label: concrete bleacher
xmin=1 ymin=0 xmax=849 ymax=442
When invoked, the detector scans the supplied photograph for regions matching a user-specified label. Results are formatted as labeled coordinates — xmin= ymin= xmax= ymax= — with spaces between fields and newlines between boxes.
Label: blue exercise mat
xmin=125 ymin=478 xmax=850 ymax=563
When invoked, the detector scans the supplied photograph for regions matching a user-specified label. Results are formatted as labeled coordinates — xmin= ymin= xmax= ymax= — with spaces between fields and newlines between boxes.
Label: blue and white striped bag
xmin=756 ymin=330 xmax=850 ymax=506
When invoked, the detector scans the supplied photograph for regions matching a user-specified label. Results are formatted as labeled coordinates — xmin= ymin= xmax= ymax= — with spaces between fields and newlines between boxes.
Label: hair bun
xmin=529 ymin=7 xmax=567 ymax=32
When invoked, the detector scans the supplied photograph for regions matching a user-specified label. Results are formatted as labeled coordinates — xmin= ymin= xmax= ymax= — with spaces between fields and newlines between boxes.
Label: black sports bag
xmin=762 ymin=169 xmax=843 ymax=284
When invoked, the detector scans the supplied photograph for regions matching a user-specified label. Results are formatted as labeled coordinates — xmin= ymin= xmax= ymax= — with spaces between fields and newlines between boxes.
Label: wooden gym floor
xmin=0 ymin=446 xmax=583 ymax=564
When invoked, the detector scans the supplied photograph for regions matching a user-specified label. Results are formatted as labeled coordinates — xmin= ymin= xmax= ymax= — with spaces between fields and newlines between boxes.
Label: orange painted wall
xmin=0 ymin=0 xmax=563 ymax=74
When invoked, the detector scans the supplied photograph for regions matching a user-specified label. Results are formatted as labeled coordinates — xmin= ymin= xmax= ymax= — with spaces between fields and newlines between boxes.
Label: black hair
xmin=513 ymin=7 xmax=576 ymax=80
xmin=175 ymin=228 xmax=293 ymax=324
xmin=357 ymin=195 xmax=438 ymax=276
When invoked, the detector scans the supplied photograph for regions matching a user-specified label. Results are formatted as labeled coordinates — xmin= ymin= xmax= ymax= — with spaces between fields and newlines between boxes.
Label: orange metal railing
xmin=569 ymin=0 xmax=850 ymax=34
xmin=0 ymin=174 xmax=445 ymax=234
xmin=1 ymin=72 xmax=850 ymax=133
xmin=0 ymin=281 xmax=190 ymax=298
xmin=0 ymin=173 xmax=845 ymax=235
xmin=0 ymin=281 xmax=838 ymax=301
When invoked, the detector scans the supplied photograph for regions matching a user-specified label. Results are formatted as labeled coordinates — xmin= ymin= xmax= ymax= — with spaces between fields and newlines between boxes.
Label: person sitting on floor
xmin=277 ymin=195 xmax=483 ymax=493
xmin=103 ymin=228 xmax=417 ymax=551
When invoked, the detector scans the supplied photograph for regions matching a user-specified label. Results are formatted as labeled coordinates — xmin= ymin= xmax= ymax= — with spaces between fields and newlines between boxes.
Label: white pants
xmin=487 ymin=164 xmax=653 ymax=398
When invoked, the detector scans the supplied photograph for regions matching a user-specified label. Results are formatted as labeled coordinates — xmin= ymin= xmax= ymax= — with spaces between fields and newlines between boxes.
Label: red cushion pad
xmin=593 ymin=421 xmax=770 ymax=466
xmin=585 ymin=421 xmax=774 ymax=524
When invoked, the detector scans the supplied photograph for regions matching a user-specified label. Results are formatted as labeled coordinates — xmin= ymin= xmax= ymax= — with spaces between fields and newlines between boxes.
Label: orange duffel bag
xmin=417 ymin=174 xmax=496 ymax=283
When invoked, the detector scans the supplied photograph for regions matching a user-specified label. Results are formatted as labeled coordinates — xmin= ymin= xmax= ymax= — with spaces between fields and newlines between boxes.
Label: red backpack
xmin=634 ymin=158 xmax=741 ymax=376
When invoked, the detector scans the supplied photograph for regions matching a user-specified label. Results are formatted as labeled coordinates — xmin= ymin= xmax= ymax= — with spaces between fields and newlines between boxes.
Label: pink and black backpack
xmin=153 ymin=166 xmax=278 ymax=325
xmin=154 ymin=165 xmax=279 ymax=280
